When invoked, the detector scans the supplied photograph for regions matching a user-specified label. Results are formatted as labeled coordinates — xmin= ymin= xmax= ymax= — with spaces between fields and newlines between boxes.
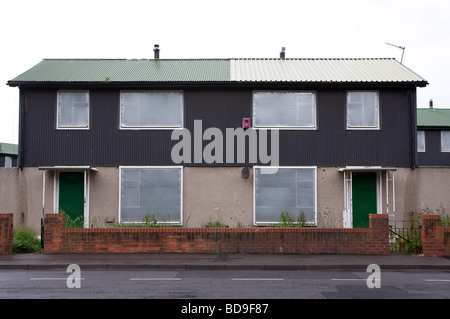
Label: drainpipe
xmin=408 ymin=89 xmax=416 ymax=170
xmin=392 ymin=170 xmax=396 ymax=229
xmin=18 ymin=88 xmax=25 ymax=171
xmin=41 ymin=170 xmax=45 ymax=249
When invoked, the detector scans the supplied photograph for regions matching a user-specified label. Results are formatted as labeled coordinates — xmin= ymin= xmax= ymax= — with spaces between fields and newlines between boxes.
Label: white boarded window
xmin=441 ymin=131 xmax=450 ymax=152
xmin=120 ymin=167 xmax=182 ymax=224
xmin=417 ymin=130 xmax=425 ymax=152
xmin=347 ymin=91 xmax=379 ymax=129
xmin=4 ymin=156 xmax=12 ymax=168
xmin=253 ymin=91 xmax=316 ymax=128
xmin=254 ymin=167 xmax=316 ymax=224
xmin=120 ymin=91 xmax=183 ymax=128
xmin=57 ymin=91 xmax=89 ymax=128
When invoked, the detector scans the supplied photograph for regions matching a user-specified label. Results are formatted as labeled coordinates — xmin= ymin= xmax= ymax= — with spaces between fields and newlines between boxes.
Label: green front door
xmin=352 ymin=172 xmax=377 ymax=228
xmin=59 ymin=172 xmax=84 ymax=228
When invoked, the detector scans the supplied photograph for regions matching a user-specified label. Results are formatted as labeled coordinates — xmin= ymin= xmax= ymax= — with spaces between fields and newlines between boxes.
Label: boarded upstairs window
xmin=253 ymin=91 xmax=316 ymax=128
xmin=57 ymin=91 xmax=89 ymax=128
xmin=417 ymin=130 xmax=425 ymax=152
xmin=441 ymin=131 xmax=450 ymax=152
xmin=347 ymin=91 xmax=379 ymax=129
xmin=120 ymin=91 xmax=183 ymax=128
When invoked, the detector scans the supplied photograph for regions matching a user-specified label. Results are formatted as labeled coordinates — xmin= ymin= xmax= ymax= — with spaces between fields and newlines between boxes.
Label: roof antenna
xmin=385 ymin=42 xmax=405 ymax=64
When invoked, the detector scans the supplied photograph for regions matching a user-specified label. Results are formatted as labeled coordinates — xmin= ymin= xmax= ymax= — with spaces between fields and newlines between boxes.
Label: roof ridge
xmin=43 ymin=58 xmax=127 ymax=61
xmin=42 ymin=58 xmax=232 ymax=61
xmin=231 ymin=57 xmax=396 ymax=61
xmin=41 ymin=57 xmax=397 ymax=61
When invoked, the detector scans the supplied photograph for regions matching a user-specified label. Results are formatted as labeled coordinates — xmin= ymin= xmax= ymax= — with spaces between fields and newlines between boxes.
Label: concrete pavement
xmin=0 ymin=252 xmax=449 ymax=270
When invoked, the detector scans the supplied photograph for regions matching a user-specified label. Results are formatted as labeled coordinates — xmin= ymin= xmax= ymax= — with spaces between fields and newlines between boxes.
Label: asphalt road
xmin=0 ymin=268 xmax=449 ymax=300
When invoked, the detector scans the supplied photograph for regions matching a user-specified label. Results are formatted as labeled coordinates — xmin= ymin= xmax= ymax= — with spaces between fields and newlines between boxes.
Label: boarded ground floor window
xmin=120 ymin=167 xmax=182 ymax=224
xmin=254 ymin=167 xmax=317 ymax=225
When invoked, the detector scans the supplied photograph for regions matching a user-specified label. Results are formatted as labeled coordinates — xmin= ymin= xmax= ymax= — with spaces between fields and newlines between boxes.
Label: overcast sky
xmin=1 ymin=0 xmax=449 ymax=144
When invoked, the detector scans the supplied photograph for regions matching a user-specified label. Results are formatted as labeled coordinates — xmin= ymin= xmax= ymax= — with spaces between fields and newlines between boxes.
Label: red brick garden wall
xmin=0 ymin=214 xmax=13 ymax=255
xmin=43 ymin=213 xmax=390 ymax=255
xmin=421 ymin=215 xmax=450 ymax=257
xmin=2 ymin=213 xmax=446 ymax=256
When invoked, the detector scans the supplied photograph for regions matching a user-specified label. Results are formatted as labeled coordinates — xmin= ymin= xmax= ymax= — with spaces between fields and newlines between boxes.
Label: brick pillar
xmin=421 ymin=215 xmax=443 ymax=256
xmin=369 ymin=214 xmax=390 ymax=255
xmin=0 ymin=214 xmax=13 ymax=254
xmin=44 ymin=214 xmax=65 ymax=254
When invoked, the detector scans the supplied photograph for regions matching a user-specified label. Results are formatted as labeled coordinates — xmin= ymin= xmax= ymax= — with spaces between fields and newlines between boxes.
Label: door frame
xmin=53 ymin=168 xmax=90 ymax=228
xmin=340 ymin=167 xmax=396 ymax=228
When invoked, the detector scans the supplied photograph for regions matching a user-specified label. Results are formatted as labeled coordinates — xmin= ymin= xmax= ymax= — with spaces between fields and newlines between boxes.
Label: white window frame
xmin=346 ymin=91 xmax=380 ymax=130
xmin=119 ymin=90 xmax=184 ymax=130
xmin=252 ymin=91 xmax=317 ymax=130
xmin=417 ymin=130 xmax=426 ymax=152
xmin=441 ymin=131 xmax=450 ymax=152
xmin=253 ymin=166 xmax=317 ymax=226
xmin=56 ymin=90 xmax=90 ymax=130
xmin=118 ymin=166 xmax=183 ymax=225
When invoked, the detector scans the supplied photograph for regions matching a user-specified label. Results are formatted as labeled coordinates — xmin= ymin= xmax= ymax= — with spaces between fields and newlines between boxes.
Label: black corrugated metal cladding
xmin=417 ymin=130 xmax=450 ymax=166
xmin=20 ymin=87 xmax=413 ymax=167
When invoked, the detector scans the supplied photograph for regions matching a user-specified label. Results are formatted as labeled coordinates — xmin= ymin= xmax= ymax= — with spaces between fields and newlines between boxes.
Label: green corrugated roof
xmin=417 ymin=108 xmax=450 ymax=127
xmin=8 ymin=59 xmax=231 ymax=84
xmin=7 ymin=58 xmax=428 ymax=86
xmin=0 ymin=142 xmax=18 ymax=155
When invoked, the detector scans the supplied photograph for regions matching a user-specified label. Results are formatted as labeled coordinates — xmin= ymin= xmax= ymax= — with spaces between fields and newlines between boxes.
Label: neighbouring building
xmin=0 ymin=142 xmax=19 ymax=226
xmin=6 ymin=46 xmax=448 ymax=234
xmin=417 ymin=103 xmax=450 ymax=166
xmin=413 ymin=105 xmax=450 ymax=215
xmin=0 ymin=142 xmax=18 ymax=168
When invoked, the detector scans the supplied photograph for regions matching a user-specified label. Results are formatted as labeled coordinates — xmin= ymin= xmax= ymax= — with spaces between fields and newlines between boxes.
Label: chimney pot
xmin=154 ymin=44 xmax=160 ymax=59
xmin=280 ymin=47 xmax=286 ymax=59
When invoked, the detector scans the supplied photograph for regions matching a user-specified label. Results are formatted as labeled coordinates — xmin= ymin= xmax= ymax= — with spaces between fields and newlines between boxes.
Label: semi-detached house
xmin=8 ymin=49 xmax=447 ymax=235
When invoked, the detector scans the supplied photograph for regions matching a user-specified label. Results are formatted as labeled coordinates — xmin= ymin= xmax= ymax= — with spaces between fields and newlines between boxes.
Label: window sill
xmin=56 ymin=127 xmax=90 ymax=130
xmin=346 ymin=127 xmax=380 ymax=131
xmin=119 ymin=127 xmax=184 ymax=130
xmin=253 ymin=127 xmax=317 ymax=130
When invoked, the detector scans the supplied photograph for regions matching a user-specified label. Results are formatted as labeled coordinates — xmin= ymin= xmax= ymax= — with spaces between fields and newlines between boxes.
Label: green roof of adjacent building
xmin=0 ymin=142 xmax=18 ymax=155
xmin=7 ymin=58 xmax=428 ymax=86
xmin=417 ymin=108 xmax=450 ymax=128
